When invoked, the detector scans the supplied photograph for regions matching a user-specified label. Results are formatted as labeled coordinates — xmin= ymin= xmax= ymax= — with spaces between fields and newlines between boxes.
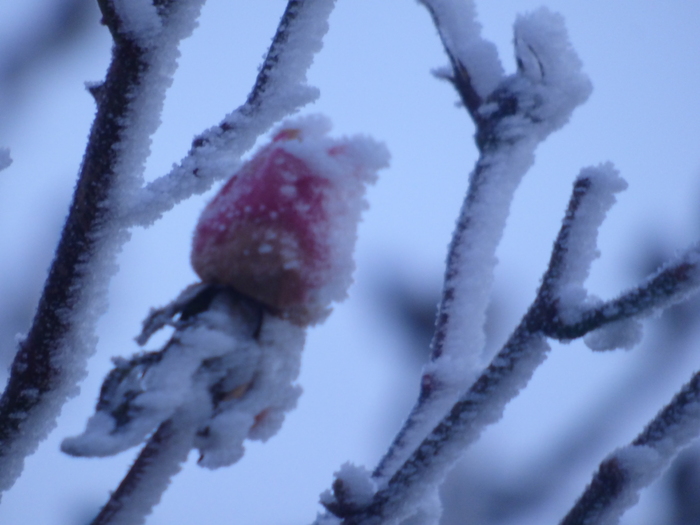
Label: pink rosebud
xmin=191 ymin=116 xmax=389 ymax=325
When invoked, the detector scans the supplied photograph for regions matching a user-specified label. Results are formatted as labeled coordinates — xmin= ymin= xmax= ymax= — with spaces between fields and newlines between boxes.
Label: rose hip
xmin=191 ymin=116 xmax=389 ymax=325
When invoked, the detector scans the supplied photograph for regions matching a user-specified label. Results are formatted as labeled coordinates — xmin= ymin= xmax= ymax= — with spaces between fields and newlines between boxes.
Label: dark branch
xmin=420 ymin=0 xmax=483 ymax=120
xmin=0 ymin=18 xmax=148 ymax=472
xmin=559 ymin=458 xmax=627 ymax=525
xmin=341 ymin=169 xmax=700 ymax=524
xmin=192 ymin=0 xmax=306 ymax=149
xmin=560 ymin=369 xmax=700 ymax=525
xmin=544 ymin=256 xmax=699 ymax=341
xmin=90 ymin=419 xmax=183 ymax=525
xmin=634 ymin=370 xmax=700 ymax=448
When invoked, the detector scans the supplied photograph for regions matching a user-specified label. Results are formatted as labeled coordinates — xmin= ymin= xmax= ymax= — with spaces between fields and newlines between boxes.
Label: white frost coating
xmin=399 ymin=487 xmax=442 ymax=525
xmin=438 ymin=147 xmax=536 ymax=376
xmin=112 ymin=0 xmax=208 ymax=215
xmin=196 ymin=314 xmax=305 ymax=468
xmin=428 ymin=148 xmax=558 ymax=407
xmin=125 ymin=0 xmax=337 ymax=227
xmin=333 ymin=463 xmax=377 ymax=508
xmin=475 ymin=8 xmax=592 ymax=146
xmin=555 ymin=163 xmax=627 ymax=324
xmin=374 ymin=334 xmax=551 ymax=524
xmin=419 ymin=0 xmax=503 ymax=97
xmin=0 ymin=1 xmax=207 ymax=499
xmin=0 ymin=148 xmax=11 ymax=171
xmin=112 ymin=0 xmax=162 ymax=42
xmin=62 ymin=294 xmax=306 ymax=470
xmin=62 ymin=317 xmax=254 ymax=457
xmin=584 ymin=318 xmax=643 ymax=351
xmin=374 ymin=10 xmax=591 ymax=487
xmin=594 ymin=445 xmax=665 ymax=525
xmin=510 ymin=8 xmax=593 ymax=136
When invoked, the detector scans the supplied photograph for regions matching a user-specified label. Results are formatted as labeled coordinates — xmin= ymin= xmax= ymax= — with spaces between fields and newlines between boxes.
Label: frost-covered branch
xmin=124 ymin=0 xmax=336 ymax=227
xmin=323 ymin=161 xmax=700 ymax=524
xmin=372 ymin=5 xmax=591 ymax=487
xmin=314 ymin=5 xmax=700 ymax=524
xmin=543 ymin=248 xmax=700 ymax=343
xmin=0 ymin=0 xmax=205 ymax=497
xmin=418 ymin=0 xmax=502 ymax=119
xmin=560 ymin=368 xmax=700 ymax=525
xmin=89 ymin=418 xmax=192 ymax=525
xmin=322 ymin=166 xmax=614 ymax=524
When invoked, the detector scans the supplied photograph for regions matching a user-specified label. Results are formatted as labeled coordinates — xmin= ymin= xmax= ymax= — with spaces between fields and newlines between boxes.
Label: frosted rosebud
xmin=191 ymin=116 xmax=389 ymax=325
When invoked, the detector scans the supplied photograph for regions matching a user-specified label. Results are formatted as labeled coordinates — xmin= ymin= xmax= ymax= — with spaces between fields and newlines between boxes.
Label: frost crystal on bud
xmin=191 ymin=115 xmax=390 ymax=325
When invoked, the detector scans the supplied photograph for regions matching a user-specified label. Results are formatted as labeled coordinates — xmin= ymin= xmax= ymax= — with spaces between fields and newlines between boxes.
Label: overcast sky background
xmin=1 ymin=1 xmax=700 ymax=524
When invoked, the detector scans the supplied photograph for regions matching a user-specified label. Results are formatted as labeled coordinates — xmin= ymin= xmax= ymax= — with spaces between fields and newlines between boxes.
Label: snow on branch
xmin=88 ymin=418 xmax=192 ymax=525
xmin=370 ymin=6 xmax=591 ymax=489
xmin=544 ymin=164 xmax=628 ymax=314
xmin=534 ymin=164 xmax=640 ymax=352
xmin=107 ymin=0 xmax=163 ymax=43
xmin=124 ymin=0 xmax=336 ymax=227
xmin=560 ymin=369 xmax=700 ymax=525
xmin=0 ymin=0 xmax=206 ymax=498
xmin=418 ymin=0 xmax=503 ymax=116
xmin=541 ymin=245 xmax=700 ymax=343
xmin=320 ymin=164 xmax=700 ymax=524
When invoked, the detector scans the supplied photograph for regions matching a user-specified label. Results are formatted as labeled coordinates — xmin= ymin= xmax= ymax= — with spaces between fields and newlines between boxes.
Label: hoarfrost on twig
xmin=124 ymin=0 xmax=337 ymax=227
xmin=371 ymin=4 xmax=592 ymax=491
xmin=0 ymin=0 xmax=207 ymax=498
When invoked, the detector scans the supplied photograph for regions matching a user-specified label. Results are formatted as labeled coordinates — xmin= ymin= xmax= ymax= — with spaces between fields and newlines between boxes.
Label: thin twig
xmin=418 ymin=1 xmax=484 ymax=119
xmin=372 ymin=7 xmax=592 ymax=485
xmin=0 ymin=0 xmax=185 ymax=495
xmin=545 ymin=251 xmax=700 ymax=340
xmin=560 ymin=369 xmax=700 ymax=525
xmin=331 ymin=168 xmax=700 ymax=525
xmin=126 ymin=0 xmax=336 ymax=227
xmin=90 ymin=418 xmax=192 ymax=525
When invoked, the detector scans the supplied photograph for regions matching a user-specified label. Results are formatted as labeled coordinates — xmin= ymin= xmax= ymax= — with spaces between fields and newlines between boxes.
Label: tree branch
xmin=560 ymin=369 xmax=700 ymax=525
xmin=417 ymin=0 xmax=503 ymax=121
xmin=90 ymin=418 xmax=192 ymax=525
xmin=545 ymin=250 xmax=700 ymax=341
xmin=0 ymin=0 xmax=205 ymax=497
xmin=324 ymin=164 xmax=700 ymax=524
xmin=371 ymin=6 xmax=592 ymax=487
xmin=124 ymin=0 xmax=336 ymax=227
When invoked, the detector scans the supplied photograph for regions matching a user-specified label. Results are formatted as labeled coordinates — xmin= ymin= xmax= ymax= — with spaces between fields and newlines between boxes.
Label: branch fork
xmin=319 ymin=5 xmax=700 ymax=525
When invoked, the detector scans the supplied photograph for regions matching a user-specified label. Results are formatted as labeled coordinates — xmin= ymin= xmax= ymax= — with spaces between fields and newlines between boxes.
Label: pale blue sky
xmin=1 ymin=2 xmax=700 ymax=524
